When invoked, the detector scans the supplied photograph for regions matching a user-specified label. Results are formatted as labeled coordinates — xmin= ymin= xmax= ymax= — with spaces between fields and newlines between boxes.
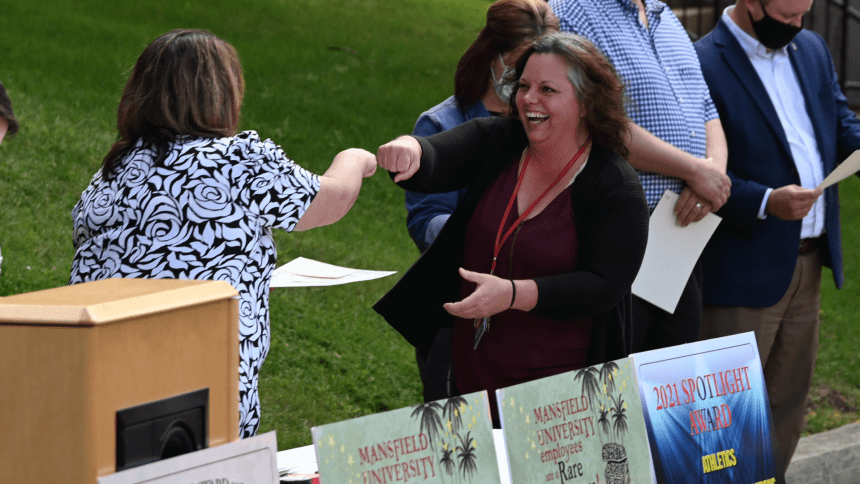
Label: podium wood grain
xmin=0 ymin=278 xmax=240 ymax=483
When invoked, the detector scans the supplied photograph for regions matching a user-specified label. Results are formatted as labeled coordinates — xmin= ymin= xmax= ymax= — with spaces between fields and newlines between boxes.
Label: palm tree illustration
xmin=439 ymin=444 xmax=456 ymax=482
xmin=455 ymin=431 xmax=478 ymax=481
xmin=442 ymin=396 xmax=469 ymax=435
xmin=597 ymin=406 xmax=612 ymax=446
xmin=610 ymin=395 xmax=628 ymax=445
xmin=574 ymin=366 xmax=601 ymax=414
xmin=600 ymin=361 xmax=620 ymax=395
xmin=598 ymin=407 xmax=611 ymax=435
xmin=411 ymin=401 xmax=444 ymax=450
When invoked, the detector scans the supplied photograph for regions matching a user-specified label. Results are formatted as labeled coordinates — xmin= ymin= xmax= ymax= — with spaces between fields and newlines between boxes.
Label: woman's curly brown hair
xmin=508 ymin=32 xmax=630 ymax=159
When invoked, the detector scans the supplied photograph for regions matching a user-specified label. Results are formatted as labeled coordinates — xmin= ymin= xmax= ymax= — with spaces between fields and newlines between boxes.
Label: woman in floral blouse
xmin=70 ymin=29 xmax=376 ymax=437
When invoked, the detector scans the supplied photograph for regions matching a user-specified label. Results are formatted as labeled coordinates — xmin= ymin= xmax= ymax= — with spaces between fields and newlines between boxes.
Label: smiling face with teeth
xmin=515 ymin=53 xmax=588 ymax=153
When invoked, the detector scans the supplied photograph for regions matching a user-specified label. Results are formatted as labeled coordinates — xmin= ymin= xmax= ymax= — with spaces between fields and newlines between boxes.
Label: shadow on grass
xmin=804 ymin=383 xmax=860 ymax=436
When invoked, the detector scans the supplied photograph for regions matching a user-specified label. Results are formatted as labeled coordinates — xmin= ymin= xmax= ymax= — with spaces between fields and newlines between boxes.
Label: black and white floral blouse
xmin=70 ymin=131 xmax=320 ymax=438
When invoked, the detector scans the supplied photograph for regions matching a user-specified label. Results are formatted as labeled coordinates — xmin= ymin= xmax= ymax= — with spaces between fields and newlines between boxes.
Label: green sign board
xmin=312 ymin=390 xmax=502 ymax=484
xmin=497 ymin=358 xmax=653 ymax=484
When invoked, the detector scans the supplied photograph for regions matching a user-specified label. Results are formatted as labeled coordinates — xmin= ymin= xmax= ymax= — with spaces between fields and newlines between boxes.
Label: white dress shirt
xmin=723 ymin=7 xmax=825 ymax=238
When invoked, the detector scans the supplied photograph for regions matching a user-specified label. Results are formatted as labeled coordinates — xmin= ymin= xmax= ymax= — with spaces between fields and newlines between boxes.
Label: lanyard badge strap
xmin=473 ymin=138 xmax=591 ymax=350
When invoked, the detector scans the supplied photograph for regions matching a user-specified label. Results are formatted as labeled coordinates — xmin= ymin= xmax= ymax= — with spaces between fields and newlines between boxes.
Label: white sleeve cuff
xmin=758 ymin=188 xmax=773 ymax=220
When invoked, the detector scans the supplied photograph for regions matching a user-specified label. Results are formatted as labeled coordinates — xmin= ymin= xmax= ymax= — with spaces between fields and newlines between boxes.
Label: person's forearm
xmin=324 ymin=149 xmax=366 ymax=183
xmin=705 ymin=118 xmax=728 ymax=172
xmin=294 ymin=149 xmax=371 ymax=231
xmin=510 ymin=279 xmax=538 ymax=312
xmin=627 ymin=121 xmax=731 ymax=209
xmin=626 ymin=122 xmax=703 ymax=181
xmin=322 ymin=150 xmax=365 ymax=205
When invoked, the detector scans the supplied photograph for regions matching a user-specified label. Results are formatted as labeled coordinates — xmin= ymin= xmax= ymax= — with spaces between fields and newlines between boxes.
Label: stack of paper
xmin=270 ymin=257 xmax=396 ymax=288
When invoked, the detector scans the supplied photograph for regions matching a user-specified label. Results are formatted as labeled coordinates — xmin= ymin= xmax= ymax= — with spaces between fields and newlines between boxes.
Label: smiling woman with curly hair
xmin=375 ymin=32 xmax=649 ymax=426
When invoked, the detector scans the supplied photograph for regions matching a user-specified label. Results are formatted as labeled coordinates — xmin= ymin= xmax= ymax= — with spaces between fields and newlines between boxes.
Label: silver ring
xmin=696 ymin=203 xmax=703 ymax=208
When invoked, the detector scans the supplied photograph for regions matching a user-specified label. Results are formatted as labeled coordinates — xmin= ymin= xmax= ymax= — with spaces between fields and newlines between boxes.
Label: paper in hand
xmin=631 ymin=190 xmax=721 ymax=314
xmin=817 ymin=150 xmax=860 ymax=190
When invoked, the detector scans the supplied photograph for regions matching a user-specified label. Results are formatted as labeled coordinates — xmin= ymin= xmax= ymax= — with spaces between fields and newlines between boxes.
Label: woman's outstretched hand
xmin=443 ymin=268 xmax=513 ymax=320
xmin=377 ymin=136 xmax=421 ymax=183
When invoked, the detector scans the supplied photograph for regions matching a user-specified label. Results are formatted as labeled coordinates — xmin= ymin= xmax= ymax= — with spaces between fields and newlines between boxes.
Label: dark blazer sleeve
xmin=814 ymin=35 xmax=860 ymax=160
xmin=531 ymin=147 xmax=649 ymax=321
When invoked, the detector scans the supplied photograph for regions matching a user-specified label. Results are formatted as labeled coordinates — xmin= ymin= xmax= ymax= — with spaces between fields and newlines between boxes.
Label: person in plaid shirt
xmin=549 ymin=0 xmax=731 ymax=351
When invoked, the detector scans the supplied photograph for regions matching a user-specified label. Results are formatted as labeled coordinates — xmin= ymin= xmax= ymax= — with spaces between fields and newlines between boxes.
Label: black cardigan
xmin=374 ymin=117 xmax=649 ymax=365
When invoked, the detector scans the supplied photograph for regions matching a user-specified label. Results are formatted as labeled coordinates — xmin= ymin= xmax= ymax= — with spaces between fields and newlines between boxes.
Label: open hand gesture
xmin=443 ymin=268 xmax=513 ymax=320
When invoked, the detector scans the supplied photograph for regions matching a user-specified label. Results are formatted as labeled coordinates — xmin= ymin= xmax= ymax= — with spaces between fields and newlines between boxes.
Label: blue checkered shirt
xmin=549 ymin=0 xmax=719 ymax=209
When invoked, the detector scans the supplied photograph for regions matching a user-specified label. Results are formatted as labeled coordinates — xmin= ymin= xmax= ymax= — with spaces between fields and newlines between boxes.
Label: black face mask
xmin=748 ymin=3 xmax=803 ymax=50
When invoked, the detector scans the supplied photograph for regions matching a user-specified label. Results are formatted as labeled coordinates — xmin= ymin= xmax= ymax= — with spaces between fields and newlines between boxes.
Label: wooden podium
xmin=0 ymin=278 xmax=240 ymax=483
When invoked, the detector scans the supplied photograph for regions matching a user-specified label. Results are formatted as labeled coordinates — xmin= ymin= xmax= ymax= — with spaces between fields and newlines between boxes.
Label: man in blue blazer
xmin=694 ymin=0 xmax=860 ymax=473
xmin=695 ymin=0 xmax=860 ymax=470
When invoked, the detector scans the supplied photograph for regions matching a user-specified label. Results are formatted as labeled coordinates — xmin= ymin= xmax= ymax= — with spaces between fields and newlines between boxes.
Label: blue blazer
xmin=694 ymin=19 xmax=860 ymax=307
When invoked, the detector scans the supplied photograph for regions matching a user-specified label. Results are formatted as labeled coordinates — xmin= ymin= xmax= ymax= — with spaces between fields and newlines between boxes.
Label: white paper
xmin=280 ymin=256 xmax=357 ymax=278
xmin=270 ymin=257 xmax=396 ymax=288
xmin=99 ymin=431 xmax=278 ymax=484
xmin=817 ymin=149 xmax=860 ymax=190
xmin=277 ymin=443 xmax=318 ymax=477
xmin=492 ymin=428 xmax=512 ymax=484
xmin=631 ymin=190 xmax=722 ymax=314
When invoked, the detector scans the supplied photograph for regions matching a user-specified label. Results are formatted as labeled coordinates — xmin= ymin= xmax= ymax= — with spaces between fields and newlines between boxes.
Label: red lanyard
xmin=490 ymin=137 xmax=592 ymax=275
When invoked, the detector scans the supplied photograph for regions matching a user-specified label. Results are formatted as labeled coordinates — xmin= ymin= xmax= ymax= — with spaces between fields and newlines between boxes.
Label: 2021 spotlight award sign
xmin=497 ymin=358 xmax=653 ymax=484
xmin=312 ymin=390 xmax=502 ymax=484
xmin=631 ymin=332 xmax=782 ymax=484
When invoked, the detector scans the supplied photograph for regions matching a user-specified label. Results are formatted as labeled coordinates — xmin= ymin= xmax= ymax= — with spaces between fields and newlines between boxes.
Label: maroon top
xmin=452 ymin=159 xmax=592 ymax=425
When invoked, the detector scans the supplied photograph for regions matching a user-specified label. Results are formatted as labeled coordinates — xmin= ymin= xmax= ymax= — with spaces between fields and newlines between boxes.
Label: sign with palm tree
xmin=312 ymin=391 xmax=501 ymax=484
xmin=497 ymin=358 xmax=653 ymax=484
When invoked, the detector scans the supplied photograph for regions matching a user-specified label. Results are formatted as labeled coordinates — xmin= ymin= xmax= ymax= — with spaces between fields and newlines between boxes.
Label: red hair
xmin=454 ymin=0 xmax=559 ymax=111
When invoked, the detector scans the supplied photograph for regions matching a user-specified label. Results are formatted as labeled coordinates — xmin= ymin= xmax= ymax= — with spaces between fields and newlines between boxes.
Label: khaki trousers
xmin=700 ymin=249 xmax=822 ymax=476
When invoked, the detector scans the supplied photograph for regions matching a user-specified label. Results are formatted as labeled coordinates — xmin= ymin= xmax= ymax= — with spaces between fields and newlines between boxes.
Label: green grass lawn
xmin=0 ymin=0 xmax=857 ymax=452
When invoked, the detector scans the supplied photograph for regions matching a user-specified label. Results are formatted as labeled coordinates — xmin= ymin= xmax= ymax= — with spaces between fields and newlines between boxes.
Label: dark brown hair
xmin=454 ymin=0 xmax=559 ymax=111
xmin=509 ymin=32 xmax=630 ymax=159
xmin=0 ymin=81 xmax=19 ymax=138
xmin=102 ymin=29 xmax=245 ymax=180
